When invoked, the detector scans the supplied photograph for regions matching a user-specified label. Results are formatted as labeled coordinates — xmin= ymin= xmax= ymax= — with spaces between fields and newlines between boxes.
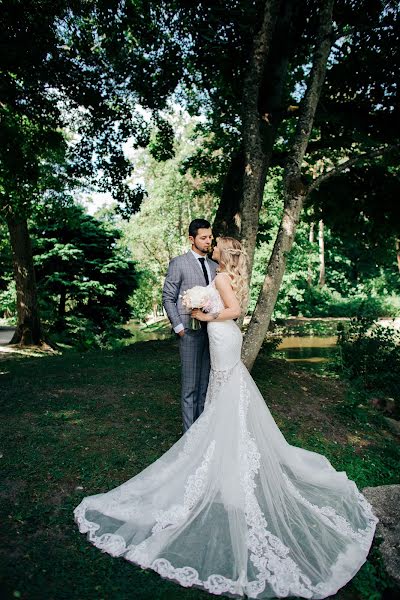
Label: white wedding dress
xmin=74 ymin=280 xmax=378 ymax=599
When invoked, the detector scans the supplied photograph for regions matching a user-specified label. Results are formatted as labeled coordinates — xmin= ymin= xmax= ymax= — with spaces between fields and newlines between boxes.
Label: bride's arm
xmin=192 ymin=273 xmax=241 ymax=322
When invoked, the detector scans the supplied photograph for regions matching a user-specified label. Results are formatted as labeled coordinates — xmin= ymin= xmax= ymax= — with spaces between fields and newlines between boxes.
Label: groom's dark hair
xmin=189 ymin=219 xmax=211 ymax=237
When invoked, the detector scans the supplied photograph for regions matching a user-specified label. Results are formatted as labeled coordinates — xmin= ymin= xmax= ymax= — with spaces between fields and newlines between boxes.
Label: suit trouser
xmin=179 ymin=327 xmax=211 ymax=433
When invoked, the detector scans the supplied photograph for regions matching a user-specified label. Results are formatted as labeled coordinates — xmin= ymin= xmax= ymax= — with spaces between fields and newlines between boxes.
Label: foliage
xmin=337 ymin=316 xmax=400 ymax=412
xmin=0 ymin=0 xmax=187 ymax=218
xmin=260 ymin=334 xmax=283 ymax=357
xmin=2 ymin=1 xmax=399 ymax=350
xmin=128 ymin=270 xmax=161 ymax=322
xmin=276 ymin=319 xmax=343 ymax=338
xmin=30 ymin=202 xmax=138 ymax=348
xmin=298 ymin=287 xmax=399 ymax=319
xmin=0 ymin=278 xmax=16 ymax=321
xmin=0 ymin=0 xmax=190 ymax=344
xmin=175 ymin=1 xmax=400 ymax=202
xmin=120 ymin=111 xmax=216 ymax=314
xmin=249 ymin=167 xmax=400 ymax=320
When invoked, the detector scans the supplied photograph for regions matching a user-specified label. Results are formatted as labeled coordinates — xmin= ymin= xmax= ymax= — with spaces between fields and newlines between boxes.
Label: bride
xmin=74 ymin=236 xmax=378 ymax=599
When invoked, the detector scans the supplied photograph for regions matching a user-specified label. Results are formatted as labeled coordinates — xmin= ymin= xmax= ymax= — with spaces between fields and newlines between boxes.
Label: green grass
xmin=0 ymin=338 xmax=399 ymax=600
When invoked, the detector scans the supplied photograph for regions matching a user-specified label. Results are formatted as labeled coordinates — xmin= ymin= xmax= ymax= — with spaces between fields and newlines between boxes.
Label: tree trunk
xmin=242 ymin=0 xmax=334 ymax=371
xmin=6 ymin=214 xmax=45 ymax=345
xmin=238 ymin=0 xmax=280 ymax=275
xmin=242 ymin=184 xmax=307 ymax=369
xmin=318 ymin=219 xmax=325 ymax=286
xmin=213 ymin=149 xmax=244 ymax=238
xmin=240 ymin=0 xmax=294 ymax=276
xmin=58 ymin=288 xmax=66 ymax=318
xmin=55 ymin=287 xmax=67 ymax=331
xmin=396 ymin=238 xmax=400 ymax=273
xmin=307 ymin=221 xmax=315 ymax=286
xmin=213 ymin=0 xmax=297 ymax=276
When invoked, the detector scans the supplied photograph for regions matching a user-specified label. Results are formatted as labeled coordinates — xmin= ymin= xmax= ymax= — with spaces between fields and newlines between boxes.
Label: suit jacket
xmin=162 ymin=251 xmax=218 ymax=330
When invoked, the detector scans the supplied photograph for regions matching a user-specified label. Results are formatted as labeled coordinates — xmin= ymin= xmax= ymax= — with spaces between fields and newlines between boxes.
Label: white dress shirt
xmin=173 ymin=251 xmax=212 ymax=334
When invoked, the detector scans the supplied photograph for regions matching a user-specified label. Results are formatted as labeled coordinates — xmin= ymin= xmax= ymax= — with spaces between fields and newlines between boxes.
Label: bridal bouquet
xmin=181 ymin=286 xmax=215 ymax=330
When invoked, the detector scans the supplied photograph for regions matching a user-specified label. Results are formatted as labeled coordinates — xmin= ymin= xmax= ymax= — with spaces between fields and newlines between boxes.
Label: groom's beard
xmin=194 ymin=242 xmax=210 ymax=255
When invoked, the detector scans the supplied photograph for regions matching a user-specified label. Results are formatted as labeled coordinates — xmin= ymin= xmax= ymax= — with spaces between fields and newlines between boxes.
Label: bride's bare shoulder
xmin=214 ymin=272 xmax=233 ymax=288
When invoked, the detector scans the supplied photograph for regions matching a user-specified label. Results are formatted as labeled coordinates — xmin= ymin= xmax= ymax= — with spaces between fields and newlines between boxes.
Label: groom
xmin=162 ymin=219 xmax=217 ymax=433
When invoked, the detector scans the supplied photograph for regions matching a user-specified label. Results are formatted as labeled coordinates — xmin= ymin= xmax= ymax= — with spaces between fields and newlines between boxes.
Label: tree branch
xmin=142 ymin=241 xmax=166 ymax=268
xmin=306 ymin=144 xmax=399 ymax=196
xmin=284 ymin=0 xmax=335 ymax=177
xmin=242 ymin=0 xmax=280 ymax=118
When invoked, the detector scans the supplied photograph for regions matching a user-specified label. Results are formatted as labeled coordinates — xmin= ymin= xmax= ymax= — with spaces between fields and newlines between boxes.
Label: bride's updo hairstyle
xmin=216 ymin=236 xmax=248 ymax=312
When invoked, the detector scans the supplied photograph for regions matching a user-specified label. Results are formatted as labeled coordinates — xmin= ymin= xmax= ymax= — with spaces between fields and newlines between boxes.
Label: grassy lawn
xmin=0 ymin=338 xmax=398 ymax=600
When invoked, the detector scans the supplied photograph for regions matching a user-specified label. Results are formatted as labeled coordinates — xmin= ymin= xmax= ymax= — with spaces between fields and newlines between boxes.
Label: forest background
xmin=1 ymin=0 xmax=399 ymax=361
xmin=1 ymin=3 xmax=400 ymax=599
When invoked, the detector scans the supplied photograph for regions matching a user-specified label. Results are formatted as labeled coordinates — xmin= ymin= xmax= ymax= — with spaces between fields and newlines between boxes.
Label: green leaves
xmin=27 ymin=202 xmax=139 ymax=347
xmin=148 ymin=117 xmax=175 ymax=162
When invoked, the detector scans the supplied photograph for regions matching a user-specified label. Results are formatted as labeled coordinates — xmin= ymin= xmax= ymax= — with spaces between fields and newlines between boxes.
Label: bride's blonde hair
xmin=216 ymin=236 xmax=248 ymax=313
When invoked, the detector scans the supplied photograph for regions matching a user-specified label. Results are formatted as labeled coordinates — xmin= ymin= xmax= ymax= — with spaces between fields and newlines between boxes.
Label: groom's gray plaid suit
xmin=162 ymin=251 xmax=217 ymax=432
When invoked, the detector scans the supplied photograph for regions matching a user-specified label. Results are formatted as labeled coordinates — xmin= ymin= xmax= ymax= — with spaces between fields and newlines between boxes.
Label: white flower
xmin=181 ymin=286 xmax=211 ymax=309
xmin=180 ymin=285 xmax=222 ymax=315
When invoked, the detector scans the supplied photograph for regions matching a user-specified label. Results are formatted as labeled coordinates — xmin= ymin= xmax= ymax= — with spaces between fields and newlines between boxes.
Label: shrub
xmin=337 ymin=315 xmax=400 ymax=413
xmin=53 ymin=315 xmax=130 ymax=351
xmin=298 ymin=285 xmax=394 ymax=319
xmin=0 ymin=279 xmax=16 ymax=323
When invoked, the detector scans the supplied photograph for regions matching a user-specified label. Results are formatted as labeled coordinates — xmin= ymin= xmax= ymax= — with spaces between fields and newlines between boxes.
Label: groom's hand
xmin=178 ymin=330 xmax=185 ymax=337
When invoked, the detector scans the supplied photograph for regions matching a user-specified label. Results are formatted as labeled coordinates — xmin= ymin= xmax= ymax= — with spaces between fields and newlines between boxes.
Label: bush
xmin=260 ymin=333 xmax=283 ymax=356
xmin=337 ymin=315 xmax=400 ymax=413
xmin=0 ymin=279 xmax=16 ymax=322
xmin=53 ymin=315 xmax=130 ymax=351
xmin=296 ymin=285 xmax=397 ymax=319
xmin=129 ymin=270 xmax=161 ymax=322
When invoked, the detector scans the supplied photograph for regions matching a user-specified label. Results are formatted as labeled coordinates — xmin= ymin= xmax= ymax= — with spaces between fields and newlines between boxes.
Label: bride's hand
xmin=191 ymin=309 xmax=211 ymax=322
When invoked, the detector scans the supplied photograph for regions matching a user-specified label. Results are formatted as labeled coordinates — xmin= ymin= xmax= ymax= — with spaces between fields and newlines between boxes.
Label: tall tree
xmin=242 ymin=0 xmax=335 ymax=369
xmin=0 ymin=0 xmax=183 ymax=345
xmin=172 ymin=0 xmax=399 ymax=367
xmin=32 ymin=203 xmax=138 ymax=342
xmin=318 ymin=220 xmax=325 ymax=287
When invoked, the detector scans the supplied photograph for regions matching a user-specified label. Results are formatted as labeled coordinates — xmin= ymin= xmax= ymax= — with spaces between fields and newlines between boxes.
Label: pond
xmin=127 ymin=320 xmax=339 ymax=370
xmin=275 ymin=335 xmax=338 ymax=365
xmin=125 ymin=320 xmax=171 ymax=343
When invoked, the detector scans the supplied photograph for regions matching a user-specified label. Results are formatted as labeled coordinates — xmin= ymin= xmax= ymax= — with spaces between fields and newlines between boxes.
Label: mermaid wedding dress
xmin=74 ymin=281 xmax=378 ymax=599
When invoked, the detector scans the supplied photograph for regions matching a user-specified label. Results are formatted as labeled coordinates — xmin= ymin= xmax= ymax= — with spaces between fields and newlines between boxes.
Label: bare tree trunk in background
xmin=396 ymin=238 xmax=400 ymax=273
xmin=239 ymin=0 xmax=279 ymax=275
xmin=307 ymin=222 xmax=315 ymax=286
xmin=242 ymin=0 xmax=334 ymax=371
xmin=318 ymin=219 xmax=325 ymax=286
xmin=58 ymin=288 xmax=66 ymax=319
xmin=55 ymin=287 xmax=67 ymax=330
xmin=213 ymin=0 xmax=298 ymax=283
xmin=213 ymin=150 xmax=244 ymax=238
xmin=6 ymin=214 xmax=45 ymax=345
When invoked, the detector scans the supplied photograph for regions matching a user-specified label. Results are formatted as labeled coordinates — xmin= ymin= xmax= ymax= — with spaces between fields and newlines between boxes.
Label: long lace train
xmin=74 ymin=350 xmax=377 ymax=599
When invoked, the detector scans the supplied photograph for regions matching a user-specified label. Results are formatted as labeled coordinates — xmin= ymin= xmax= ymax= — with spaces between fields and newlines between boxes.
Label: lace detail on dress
xmin=204 ymin=364 xmax=235 ymax=408
xmin=74 ymin=499 xmax=128 ymax=557
xmin=152 ymin=559 xmax=201 ymax=587
xmin=282 ymin=473 xmax=378 ymax=552
xmin=237 ymin=364 xmax=319 ymax=599
xmin=151 ymin=558 xmax=248 ymax=595
xmin=152 ymin=440 xmax=216 ymax=533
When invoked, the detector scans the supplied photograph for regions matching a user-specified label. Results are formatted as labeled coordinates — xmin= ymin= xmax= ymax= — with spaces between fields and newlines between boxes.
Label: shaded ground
xmin=0 ymin=338 xmax=398 ymax=600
